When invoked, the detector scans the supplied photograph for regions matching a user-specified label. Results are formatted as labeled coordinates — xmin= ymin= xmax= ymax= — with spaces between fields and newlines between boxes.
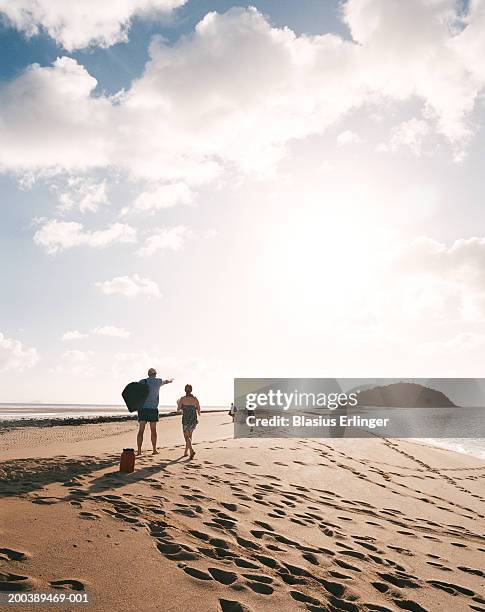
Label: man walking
xmin=137 ymin=368 xmax=173 ymax=455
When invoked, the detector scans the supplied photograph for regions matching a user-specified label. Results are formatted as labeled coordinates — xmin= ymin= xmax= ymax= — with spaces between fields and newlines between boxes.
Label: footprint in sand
xmin=0 ymin=548 xmax=30 ymax=562
xmin=234 ymin=558 xmax=260 ymax=570
xmin=458 ymin=566 xmax=485 ymax=577
xmin=329 ymin=570 xmax=353 ymax=581
xmin=203 ymin=536 xmax=228 ymax=550
xmin=31 ymin=497 xmax=61 ymax=505
xmin=221 ymin=502 xmax=238 ymax=512
xmin=236 ymin=536 xmax=260 ymax=551
xmin=242 ymin=573 xmax=273 ymax=584
xmin=253 ymin=521 xmax=274 ymax=531
xmin=183 ymin=566 xmax=213 ymax=581
xmin=335 ymin=558 xmax=362 ymax=572
xmin=50 ymin=579 xmax=85 ymax=591
xmin=246 ymin=581 xmax=273 ymax=595
xmin=427 ymin=579 xmax=475 ymax=597
xmin=388 ymin=545 xmax=414 ymax=557
xmin=79 ymin=511 xmax=101 ymax=520
xmin=290 ymin=590 xmax=322 ymax=606
xmin=0 ymin=572 xmax=36 ymax=592
xmin=389 ymin=598 xmax=429 ymax=612
xmin=377 ymin=572 xmax=421 ymax=590
xmin=280 ymin=573 xmax=307 ymax=586
xmin=339 ymin=549 xmax=367 ymax=561
xmin=301 ymin=552 xmax=319 ymax=565
xmin=157 ymin=541 xmax=199 ymax=562
xmin=208 ymin=568 xmax=238 ymax=584
xmin=219 ymin=599 xmax=252 ymax=612
xmin=426 ymin=561 xmax=452 ymax=571
xmin=187 ymin=529 xmax=210 ymax=542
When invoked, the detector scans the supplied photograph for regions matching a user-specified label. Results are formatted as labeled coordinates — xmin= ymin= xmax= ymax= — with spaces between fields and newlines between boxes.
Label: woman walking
xmin=177 ymin=384 xmax=201 ymax=459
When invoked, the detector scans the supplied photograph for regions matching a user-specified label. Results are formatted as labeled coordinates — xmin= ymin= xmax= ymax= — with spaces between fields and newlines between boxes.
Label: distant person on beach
xmin=137 ymin=368 xmax=173 ymax=456
xmin=177 ymin=384 xmax=201 ymax=460
xmin=229 ymin=402 xmax=237 ymax=421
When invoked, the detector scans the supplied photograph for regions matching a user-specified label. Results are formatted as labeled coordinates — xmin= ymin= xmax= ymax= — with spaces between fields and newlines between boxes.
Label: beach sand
xmin=1 ymin=413 xmax=484 ymax=611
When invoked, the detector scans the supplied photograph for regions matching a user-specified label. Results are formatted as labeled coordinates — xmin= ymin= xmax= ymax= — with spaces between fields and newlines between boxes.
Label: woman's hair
xmin=185 ymin=384 xmax=193 ymax=396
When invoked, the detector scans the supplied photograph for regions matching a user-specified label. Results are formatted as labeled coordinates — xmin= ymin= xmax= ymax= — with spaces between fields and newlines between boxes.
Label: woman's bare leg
xmin=183 ymin=431 xmax=190 ymax=456
xmin=188 ymin=432 xmax=195 ymax=458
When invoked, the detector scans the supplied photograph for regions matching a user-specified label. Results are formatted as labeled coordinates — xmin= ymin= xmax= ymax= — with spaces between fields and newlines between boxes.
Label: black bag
xmin=122 ymin=380 xmax=149 ymax=413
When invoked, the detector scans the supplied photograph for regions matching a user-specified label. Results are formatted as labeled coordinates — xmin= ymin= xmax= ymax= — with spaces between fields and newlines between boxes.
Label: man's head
xmin=148 ymin=368 xmax=157 ymax=377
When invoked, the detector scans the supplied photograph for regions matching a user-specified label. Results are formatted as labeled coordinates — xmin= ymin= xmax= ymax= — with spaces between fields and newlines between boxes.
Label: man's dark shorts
xmin=138 ymin=409 xmax=159 ymax=422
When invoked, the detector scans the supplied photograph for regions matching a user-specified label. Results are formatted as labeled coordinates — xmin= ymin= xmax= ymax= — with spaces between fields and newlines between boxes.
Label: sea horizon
xmin=0 ymin=402 xmax=228 ymax=421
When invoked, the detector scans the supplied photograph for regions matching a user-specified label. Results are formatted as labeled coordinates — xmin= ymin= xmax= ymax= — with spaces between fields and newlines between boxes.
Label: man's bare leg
xmin=137 ymin=421 xmax=146 ymax=455
xmin=150 ymin=422 xmax=158 ymax=454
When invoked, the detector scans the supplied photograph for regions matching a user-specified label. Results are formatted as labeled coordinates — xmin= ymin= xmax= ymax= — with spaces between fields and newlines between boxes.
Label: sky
xmin=1 ymin=0 xmax=485 ymax=406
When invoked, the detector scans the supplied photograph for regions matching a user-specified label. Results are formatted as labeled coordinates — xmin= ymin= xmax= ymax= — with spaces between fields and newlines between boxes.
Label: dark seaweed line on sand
xmin=0 ymin=409 xmax=224 ymax=433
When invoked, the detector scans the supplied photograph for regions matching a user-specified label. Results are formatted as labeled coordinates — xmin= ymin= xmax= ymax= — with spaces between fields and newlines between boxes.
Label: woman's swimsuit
xmin=181 ymin=403 xmax=198 ymax=433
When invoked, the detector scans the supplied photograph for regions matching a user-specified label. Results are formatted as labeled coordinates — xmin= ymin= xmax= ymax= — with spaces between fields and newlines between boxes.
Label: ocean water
xmin=0 ymin=403 xmax=226 ymax=421
xmin=420 ymin=437 xmax=485 ymax=460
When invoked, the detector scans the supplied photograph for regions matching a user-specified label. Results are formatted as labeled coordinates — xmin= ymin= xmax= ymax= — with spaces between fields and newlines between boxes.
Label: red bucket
xmin=119 ymin=448 xmax=135 ymax=473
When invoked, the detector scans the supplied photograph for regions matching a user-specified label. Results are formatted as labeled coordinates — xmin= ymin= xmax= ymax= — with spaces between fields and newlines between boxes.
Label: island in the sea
xmin=356 ymin=381 xmax=456 ymax=407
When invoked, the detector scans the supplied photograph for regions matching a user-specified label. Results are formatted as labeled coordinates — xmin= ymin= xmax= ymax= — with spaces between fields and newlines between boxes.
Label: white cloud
xmin=0 ymin=0 xmax=187 ymax=51
xmin=92 ymin=325 xmax=131 ymax=338
xmin=137 ymin=225 xmax=191 ymax=256
xmin=62 ymin=330 xmax=88 ymax=341
xmin=372 ymin=236 xmax=485 ymax=325
xmin=63 ymin=326 xmax=131 ymax=341
xmin=1 ymin=4 xmax=484 ymax=185
xmin=379 ymin=118 xmax=431 ymax=155
xmin=398 ymin=236 xmax=485 ymax=279
xmin=33 ymin=219 xmax=136 ymax=254
xmin=0 ymin=332 xmax=39 ymax=372
xmin=96 ymin=274 xmax=161 ymax=298
xmin=0 ymin=57 xmax=113 ymax=172
xmin=342 ymin=0 xmax=479 ymax=151
xmin=337 ymin=130 xmax=361 ymax=146
xmin=56 ymin=177 xmax=108 ymax=213
xmin=127 ymin=182 xmax=194 ymax=214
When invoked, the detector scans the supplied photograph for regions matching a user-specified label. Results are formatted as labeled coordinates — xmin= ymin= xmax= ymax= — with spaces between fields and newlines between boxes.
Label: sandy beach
xmin=1 ymin=412 xmax=485 ymax=612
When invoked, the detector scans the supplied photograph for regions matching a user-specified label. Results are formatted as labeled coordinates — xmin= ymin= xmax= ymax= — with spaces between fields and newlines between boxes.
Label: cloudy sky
xmin=1 ymin=0 xmax=485 ymax=406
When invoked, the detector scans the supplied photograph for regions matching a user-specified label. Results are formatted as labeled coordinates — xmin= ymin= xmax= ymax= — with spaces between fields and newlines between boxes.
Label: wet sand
xmin=1 ymin=413 xmax=484 ymax=611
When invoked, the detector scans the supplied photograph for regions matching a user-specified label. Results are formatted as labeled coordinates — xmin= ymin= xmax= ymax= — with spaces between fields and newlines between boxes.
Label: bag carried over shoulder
xmin=122 ymin=379 xmax=149 ymax=413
